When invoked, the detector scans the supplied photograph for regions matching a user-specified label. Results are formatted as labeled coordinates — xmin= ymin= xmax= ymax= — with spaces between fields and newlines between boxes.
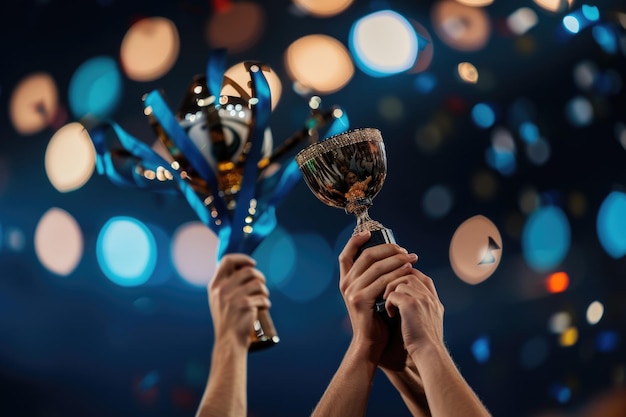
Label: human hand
xmin=208 ymin=254 xmax=270 ymax=350
xmin=339 ymin=231 xmax=418 ymax=361
xmin=383 ymin=269 xmax=444 ymax=359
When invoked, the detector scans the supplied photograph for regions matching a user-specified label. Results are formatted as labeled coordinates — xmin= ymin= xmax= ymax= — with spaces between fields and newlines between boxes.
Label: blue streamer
xmin=223 ymin=64 xmax=272 ymax=256
xmin=207 ymin=48 xmax=227 ymax=97
xmin=144 ymin=90 xmax=230 ymax=231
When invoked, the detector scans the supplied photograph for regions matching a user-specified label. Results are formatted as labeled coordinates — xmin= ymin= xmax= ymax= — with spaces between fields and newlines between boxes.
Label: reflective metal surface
xmin=296 ymin=128 xmax=389 ymax=234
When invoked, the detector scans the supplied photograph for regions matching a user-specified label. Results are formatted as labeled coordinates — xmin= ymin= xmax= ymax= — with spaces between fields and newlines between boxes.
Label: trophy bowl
xmin=296 ymin=128 xmax=396 ymax=313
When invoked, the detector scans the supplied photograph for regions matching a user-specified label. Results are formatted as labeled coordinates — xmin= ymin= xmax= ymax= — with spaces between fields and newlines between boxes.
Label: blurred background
xmin=1 ymin=0 xmax=626 ymax=416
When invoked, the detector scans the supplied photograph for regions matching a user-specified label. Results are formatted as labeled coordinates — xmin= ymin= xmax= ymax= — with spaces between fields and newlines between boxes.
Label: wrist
xmin=348 ymin=338 xmax=384 ymax=366
xmin=408 ymin=340 xmax=450 ymax=369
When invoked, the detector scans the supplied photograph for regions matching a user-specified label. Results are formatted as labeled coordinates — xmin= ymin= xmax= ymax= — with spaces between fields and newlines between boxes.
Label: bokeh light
xmin=457 ymin=0 xmax=493 ymax=6
xmin=449 ymin=215 xmax=503 ymax=284
xmin=546 ymin=271 xmax=570 ymax=293
xmin=586 ymin=301 xmax=604 ymax=325
xmin=525 ymin=137 xmax=551 ymax=165
xmin=222 ymin=61 xmax=282 ymax=111
xmin=409 ymin=20 xmax=435 ymax=74
xmin=349 ymin=10 xmax=418 ymax=77
xmin=292 ymin=0 xmax=353 ymax=17
xmin=253 ymin=226 xmax=297 ymax=288
xmin=377 ymin=95 xmax=404 ymax=123
xmin=206 ymin=1 xmax=266 ymax=53
xmin=431 ymin=0 xmax=491 ymax=51
xmin=284 ymin=34 xmax=354 ymax=95
xmin=472 ymin=102 xmax=496 ymax=128
xmin=45 ymin=122 xmax=96 ymax=192
xmin=120 ymin=17 xmax=180 ymax=82
xmin=9 ymin=72 xmax=59 ymax=135
xmin=508 ymin=7 xmax=539 ymax=35
xmin=458 ymin=62 xmax=479 ymax=84
xmin=275 ymin=233 xmax=334 ymax=302
xmin=595 ymin=330 xmax=620 ymax=353
xmin=34 ymin=207 xmax=83 ymax=276
xmin=565 ymin=95 xmax=594 ymax=126
xmin=559 ymin=326 xmax=578 ymax=347
xmin=96 ymin=216 xmax=157 ymax=287
xmin=471 ymin=335 xmax=491 ymax=363
xmin=522 ymin=206 xmax=571 ymax=272
xmin=171 ymin=221 xmax=219 ymax=287
xmin=548 ymin=311 xmax=572 ymax=334
xmin=533 ymin=0 xmax=574 ymax=13
xmin=68 ymin=56 xmax=123 ymax=120
xmin=596 ymin=190 xmax=626 ymax=259
xmin=422 ymin=184 xmax=453 ymax=219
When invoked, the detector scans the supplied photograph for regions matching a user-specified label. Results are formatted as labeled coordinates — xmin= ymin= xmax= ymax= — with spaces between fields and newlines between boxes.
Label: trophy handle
xmin=248 ymin=309 xmax=280 ymax=351
xmin=354 ymin=227 xmax=397 ymax=314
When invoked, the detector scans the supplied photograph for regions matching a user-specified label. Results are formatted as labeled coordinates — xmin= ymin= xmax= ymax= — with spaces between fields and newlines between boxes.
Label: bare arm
xmin=384 ymin=270 xmax=491 ymax=417
xmin=310 ymin=343 xmax=378 ymax=417
xmin=195 ymin=254 xmax=270 ymax=417
xmin=311 ymin=231 xmax=419 ymax=417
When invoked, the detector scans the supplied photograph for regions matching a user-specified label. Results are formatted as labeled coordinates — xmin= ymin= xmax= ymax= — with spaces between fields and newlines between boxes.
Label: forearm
xmin=196 ymin=344 xmax=248 ymax=417
xmin=311 ymin=343 xmax=378 ymax=417
xmin=410 ymin=344 xmax=491 ymax=417
xmin=381 ymin=367 xmax=431 ymax=417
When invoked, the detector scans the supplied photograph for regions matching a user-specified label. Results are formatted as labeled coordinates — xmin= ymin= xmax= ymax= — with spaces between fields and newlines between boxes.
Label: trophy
xmin=295 ymin=128 xmax=395 ymax=313
xmin=88 ymin=49 xmax=350 ymax=351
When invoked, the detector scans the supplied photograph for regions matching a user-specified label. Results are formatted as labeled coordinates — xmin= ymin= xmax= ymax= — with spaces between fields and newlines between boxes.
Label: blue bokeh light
xmin=592 ymin=25 xmax=618 ymax=55
xmin=253 ymin=226 xmax=297 ymax=288
xmin=471 ymin=335 xmax=490 ymax=364
xmin=472 ymin=103 xmax=496 ymax=129
xmin=485 ymin=147 xmax=516 ymax=176
xmin=519 ymin=121 xmax=539 ymax=144
xmin=595 ymin=330 xmax=620 ymax=352
xmin=96 ymin=216 xmax=157 ymax=287
xmin=563 ymin=15 xmax=581 ymax=34
xmin=581 ymin=4 xmax=600 ymax=21
xmin=596 ymin=191 xmax=626 ymax=259
xmin=522 ymin=206 xmax=571 ymax=272
xmin=276 ymin=233 xmax=335 ymax=303
xmin=413 ymin=72 xmax=437 ymax=94
xmin=69 ymin=56 xmax=123 ymax=120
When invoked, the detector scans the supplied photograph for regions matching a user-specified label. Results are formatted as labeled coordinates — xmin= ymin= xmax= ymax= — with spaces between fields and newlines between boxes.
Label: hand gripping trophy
xmin=295 ymin=128 xmax=395 ymax=313
xmin=88 ymin=49 xmax=349 ymax=350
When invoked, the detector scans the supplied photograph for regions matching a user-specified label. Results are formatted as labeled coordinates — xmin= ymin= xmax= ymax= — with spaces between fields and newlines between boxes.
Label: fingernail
xmin=408 ymin=253 xmax=418 ymax=261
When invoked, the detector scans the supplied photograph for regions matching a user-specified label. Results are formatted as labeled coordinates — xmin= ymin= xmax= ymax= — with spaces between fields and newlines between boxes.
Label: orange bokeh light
xmin=546 ymin=271 xmax=569 ymax=293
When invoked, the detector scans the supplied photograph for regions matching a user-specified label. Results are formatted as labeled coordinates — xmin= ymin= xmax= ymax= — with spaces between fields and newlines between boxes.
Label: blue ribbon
xmin=222 ymin=63 xmax=272 ymax=256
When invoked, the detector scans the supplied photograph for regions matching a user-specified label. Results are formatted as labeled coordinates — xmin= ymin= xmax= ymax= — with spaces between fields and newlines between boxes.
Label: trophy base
xmin=354 ymin=227 xmax=396 ymax=314
xmin=248 ymin=309 xmax=280 ymax=352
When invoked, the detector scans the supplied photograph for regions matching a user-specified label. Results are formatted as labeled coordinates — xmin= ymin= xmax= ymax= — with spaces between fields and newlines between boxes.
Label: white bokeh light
xmin=35 ymin=207 xmax=83 ymax=276
xmin=45 ymin=122 xmax=96 ymax=192
xmin=171 ymin=221 xmax=220 ymax=287
xmin=349 ymin=10 xmax=418 ymax=77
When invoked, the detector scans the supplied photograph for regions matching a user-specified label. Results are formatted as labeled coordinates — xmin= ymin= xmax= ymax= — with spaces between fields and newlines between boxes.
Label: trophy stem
xmin=347 ymin=199 xmax=385 ymax=234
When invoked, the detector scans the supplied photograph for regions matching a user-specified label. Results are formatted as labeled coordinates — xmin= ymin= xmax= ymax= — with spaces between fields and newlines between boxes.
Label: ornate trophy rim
xmin=295 ymin=127 xmax=382 ymax=167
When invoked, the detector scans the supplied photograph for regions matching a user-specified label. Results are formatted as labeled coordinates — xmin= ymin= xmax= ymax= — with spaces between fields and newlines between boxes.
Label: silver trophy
xmin=296 ymin=128 xmax=396 ymax=313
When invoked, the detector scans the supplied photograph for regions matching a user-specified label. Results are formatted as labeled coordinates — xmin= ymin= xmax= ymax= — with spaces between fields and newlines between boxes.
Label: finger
xmin=346 ymin=244 xmax=413 ymax=287
xmin=338 ymin=230 xmax=371 ymax=277
xmin=385 ymin=290 xmax=411 ymax=317
xmin=230 ymin=266 xmax=266 ymax=287
xmin=414 ymin=270 xmax=439 ymax=300
xmin=357 ymin=261 xmax=414 ymax=303
xmin=212 ymin=254 xmax=256 ymax=284
xmin=240 ymin=278 xmax=270 ymax=298
xmin=247 ymin=294 xmax=272 ymax=310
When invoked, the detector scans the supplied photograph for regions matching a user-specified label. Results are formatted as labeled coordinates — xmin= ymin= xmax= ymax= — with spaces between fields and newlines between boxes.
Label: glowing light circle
xmin=349 ymin=10 xmax=418 ymax=77
xmin=68 ymin=56 xmax=123 ymax=120
xmin=206 ymin=1 xmax=266 ymax=54
xmin=45 ymin=122 xmax=96 ymax=192
xmin=432 ymin=0 xmax=491 ymax=52
xmin=171 ymin=221 xmax=220 ymax=287
xmin=596 ymin=191 xmax=626 ymax=259
xmin=96 ymin=217 xmax=157 ymax=287
xmin=35 ymin=207 xmax=83 ymax=276
xmin=285 ymin=34 xmax=354 ymax=94
xmin=522 ymin=206 xmax=571 ymax=272
xmin=292 ymin=0 xmax=353 ymax=17
xmin=120 ymin=17 xmax=180 ymax=82
xmin=222 ymin=62 xmax=282 ymax=111
xmin=449 ymin=215 xmax=503 ymax=284
xmin=9 ymin=72 xmax=59 ymax=135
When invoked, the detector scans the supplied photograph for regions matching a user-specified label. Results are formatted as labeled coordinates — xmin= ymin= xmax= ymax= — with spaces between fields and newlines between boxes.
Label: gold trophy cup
xmin=296 ymin=128 xmax=396 ymax=313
